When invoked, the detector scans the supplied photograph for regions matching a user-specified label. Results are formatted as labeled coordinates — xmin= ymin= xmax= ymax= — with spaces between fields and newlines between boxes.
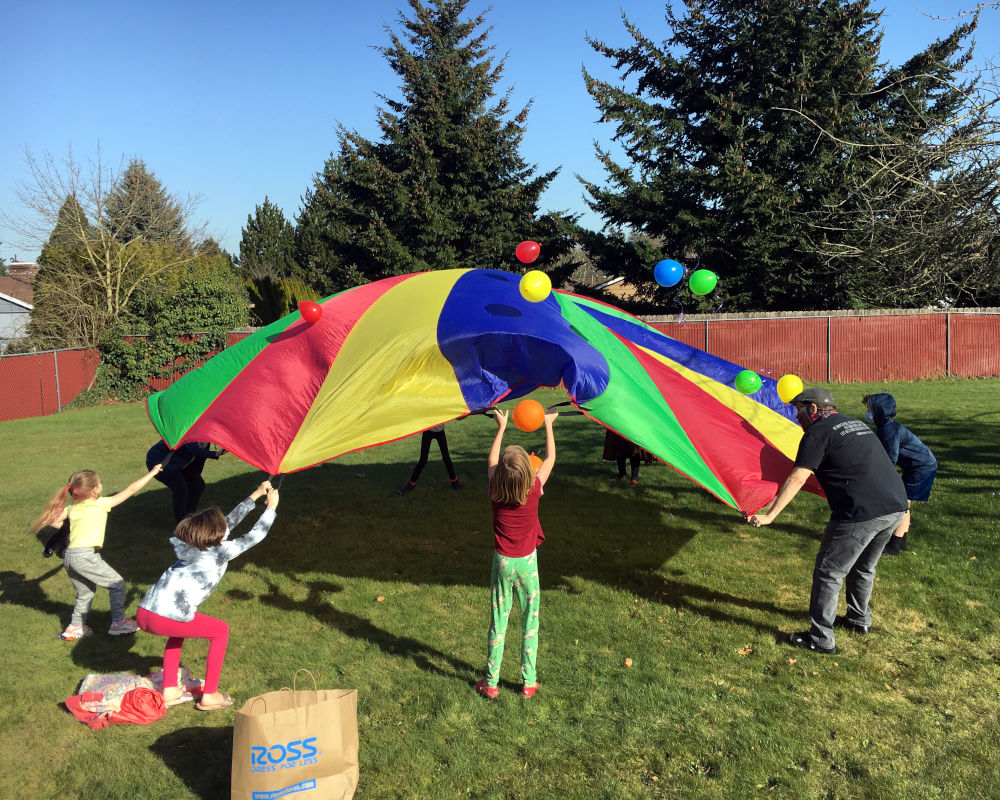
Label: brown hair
xmin=29 ymin=470 xmax=101 ymax=534
xmin=489 ymin=445 xmax=534 ymax=506
xmin=174 ymin=507 xmax=228 ymax=550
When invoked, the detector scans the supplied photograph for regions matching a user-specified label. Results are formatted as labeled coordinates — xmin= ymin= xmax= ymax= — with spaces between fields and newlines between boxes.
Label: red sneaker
xmin=521 ymin=683 xmax=539 ymax=698
xmin=475 ymin=679 xmax=499 ymax=699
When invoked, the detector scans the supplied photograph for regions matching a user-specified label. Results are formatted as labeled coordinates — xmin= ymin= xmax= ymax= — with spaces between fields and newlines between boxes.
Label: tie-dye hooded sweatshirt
xmin=139 ymin=497 xmax=276 ymax=622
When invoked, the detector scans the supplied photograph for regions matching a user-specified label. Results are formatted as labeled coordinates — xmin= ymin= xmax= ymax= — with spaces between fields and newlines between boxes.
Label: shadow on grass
xmin=62 ymin=634 xmax=163 ymax=676
xmin=901 ymin=417 xmax=999 ymax=473
xmin=13 ymin=446 xmax=812 ymax=680
xmin=1 ymin=566 xmax=66 ymax=619
xmin=633 ymin=573 xmax=803 ymax=633
xmin=1 ymin=565 xmax=158 ymax=674
xmin=198 ymin=459 xmax=804 ymax=657
xmin=229 ymin=577 xmax=479 ymax=682
xmin=150 ymin=725 xmax=233 ymax=800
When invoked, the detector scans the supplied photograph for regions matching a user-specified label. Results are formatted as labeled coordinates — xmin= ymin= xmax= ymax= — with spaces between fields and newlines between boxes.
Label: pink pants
xmin=137 ymin=607 xmax=229 ymax=694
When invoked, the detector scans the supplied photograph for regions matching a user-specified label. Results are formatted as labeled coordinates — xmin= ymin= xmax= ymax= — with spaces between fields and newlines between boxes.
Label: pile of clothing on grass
xmin=65 ymin=667 xmax=204 ymax=728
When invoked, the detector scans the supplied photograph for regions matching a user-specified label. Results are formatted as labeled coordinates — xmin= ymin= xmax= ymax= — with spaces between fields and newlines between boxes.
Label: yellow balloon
xmin=519 ymin=270 xmax=552 ymax=303
xmin=776 ymin=374 xmax=804 ymax=404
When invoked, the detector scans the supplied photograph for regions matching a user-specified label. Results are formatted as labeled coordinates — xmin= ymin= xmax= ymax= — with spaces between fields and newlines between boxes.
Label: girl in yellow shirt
xmin=31 ymin=465 xmax=162 ymax=640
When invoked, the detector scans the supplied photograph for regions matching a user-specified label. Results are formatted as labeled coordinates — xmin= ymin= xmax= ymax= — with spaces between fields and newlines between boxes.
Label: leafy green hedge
xmin=82 ymin=253 xmax=251 ymax=403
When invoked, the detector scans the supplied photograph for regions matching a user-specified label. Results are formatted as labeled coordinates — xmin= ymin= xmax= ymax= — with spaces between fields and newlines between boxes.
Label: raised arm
xmin=106 ymin=464 xmax=163 ymax=509
xmin=225 ymin=481 xmax=273 ymax=529
xmin=217 ymin=487 xmax=279 ymax=561
xmin=487 ymin=409 xmax=508 ymax=482
xmin=535 ymin=410 xmax=559 ymax=486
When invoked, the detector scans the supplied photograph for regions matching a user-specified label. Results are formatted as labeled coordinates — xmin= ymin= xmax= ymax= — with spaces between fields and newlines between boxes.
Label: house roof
xmin=590 ymin=275 xmax=641 ymax=301
xmin=0 ymin=276 xmax=33 ymax=307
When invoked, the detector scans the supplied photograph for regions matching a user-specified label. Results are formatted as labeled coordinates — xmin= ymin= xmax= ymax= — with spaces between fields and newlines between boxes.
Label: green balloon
xmin=734 ymin=369 xmax=762 ymax=395
xmin=689 ymin=269 xmax=718 ymax=296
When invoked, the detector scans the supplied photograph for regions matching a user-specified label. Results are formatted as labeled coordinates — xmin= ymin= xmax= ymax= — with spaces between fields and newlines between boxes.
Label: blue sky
xmin=3 ymin=0 xmax=997 ymax=264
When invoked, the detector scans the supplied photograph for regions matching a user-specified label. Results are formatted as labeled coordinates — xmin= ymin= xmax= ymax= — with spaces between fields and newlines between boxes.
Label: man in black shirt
xmin=747 ymin=387 xmax=908 ymax=654
xmin=146 ymin=441 xmax=223 ymax=522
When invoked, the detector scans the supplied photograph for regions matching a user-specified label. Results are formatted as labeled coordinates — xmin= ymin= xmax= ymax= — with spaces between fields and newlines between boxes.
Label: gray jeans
xmin=808 ymin=512 xmax=905 ymax=649
xmin=63 ymin=548 xmax=127 ymax=626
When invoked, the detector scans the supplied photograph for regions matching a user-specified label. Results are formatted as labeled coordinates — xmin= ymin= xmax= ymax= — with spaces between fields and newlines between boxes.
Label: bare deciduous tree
xmin=3 ymin=145 xmax=208 ymax=346
xmin=779 ymin=14 xmax=1000 ymax=307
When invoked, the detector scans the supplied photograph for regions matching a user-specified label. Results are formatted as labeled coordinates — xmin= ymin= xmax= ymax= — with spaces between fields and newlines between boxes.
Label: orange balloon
xmin=529 ymin=452 xmax=543 ymax=473
xmin=512 ymin=399 xmax=545 ymax=432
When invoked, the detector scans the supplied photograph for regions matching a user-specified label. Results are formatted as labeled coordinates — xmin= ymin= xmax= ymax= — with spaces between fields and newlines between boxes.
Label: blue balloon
xmin=653 ymin=259 xmax=684 ymax=288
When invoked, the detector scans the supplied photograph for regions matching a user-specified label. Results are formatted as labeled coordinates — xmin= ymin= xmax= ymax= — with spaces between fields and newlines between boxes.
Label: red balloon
xmin=299 ymin=301 xmax=322 ymax=323
xmin=515 ymin=240 xmax=541 ymax=264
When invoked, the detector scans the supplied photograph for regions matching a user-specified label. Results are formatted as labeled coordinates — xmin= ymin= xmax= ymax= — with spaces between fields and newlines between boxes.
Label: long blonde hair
xmin=29 ymin=470 xmax=101 ymax=534
xmin=490 ymin=445 xmax=534 ymax=506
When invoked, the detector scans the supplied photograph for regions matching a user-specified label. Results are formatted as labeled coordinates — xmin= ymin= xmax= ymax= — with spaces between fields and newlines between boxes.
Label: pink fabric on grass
xmin=66 ymin=688 xmax=165 ymax=729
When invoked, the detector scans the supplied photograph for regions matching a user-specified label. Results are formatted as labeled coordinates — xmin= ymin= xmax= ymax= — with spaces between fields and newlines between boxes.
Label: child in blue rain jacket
xmin=863 ymin=393 xmax=937 ymax=554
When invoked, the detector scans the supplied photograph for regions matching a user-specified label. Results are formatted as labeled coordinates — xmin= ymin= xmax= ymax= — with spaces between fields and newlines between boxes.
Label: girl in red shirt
xmin=476 ymin=406 xmax=557 ymax=699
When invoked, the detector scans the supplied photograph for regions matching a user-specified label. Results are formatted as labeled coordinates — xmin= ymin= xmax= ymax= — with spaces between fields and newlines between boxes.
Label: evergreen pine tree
xmin=104 ymin=158 xmax=189 ymax=246
xmin=582 ymin=0 xmax=985 ymax=310
xmin=239 ymin=197 xmax=317 ymax=323
xmin=30 ymin=196 xmax=102 ymax=347
xmin=239 ymin=197 xmax=300 ymax=281
xmin=297 ymin=0 xmax=578 ymax=295
xmin=40 ymin=195 xmax=93 ymax=257
xmin=15 ymin=147 xmax=215 ymax=353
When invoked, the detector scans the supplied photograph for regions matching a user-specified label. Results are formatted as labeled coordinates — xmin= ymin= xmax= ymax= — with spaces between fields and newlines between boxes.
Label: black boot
xmin=883 ymin=534 xmax=904 ymax=555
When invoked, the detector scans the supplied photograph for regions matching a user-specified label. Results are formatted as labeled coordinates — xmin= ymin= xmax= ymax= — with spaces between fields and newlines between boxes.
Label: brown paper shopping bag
xmin=231 ymin=670 xmax=358 ymax=800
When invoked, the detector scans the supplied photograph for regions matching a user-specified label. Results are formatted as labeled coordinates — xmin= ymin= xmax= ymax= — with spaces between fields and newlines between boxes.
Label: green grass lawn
xmin=1 ymin=379 xmax=998 ymax=799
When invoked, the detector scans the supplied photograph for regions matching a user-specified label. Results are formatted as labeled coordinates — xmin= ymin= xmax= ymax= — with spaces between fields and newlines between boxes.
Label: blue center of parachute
xmin=437 ymin=270 xmax=610 ymax=409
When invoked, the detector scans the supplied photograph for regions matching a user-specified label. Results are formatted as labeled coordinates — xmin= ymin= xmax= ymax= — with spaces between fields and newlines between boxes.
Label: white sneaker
xmin=60 ymin=624 xmax=93 ymax=641
xmin=108 ymin=617 xmax=139 ymax=636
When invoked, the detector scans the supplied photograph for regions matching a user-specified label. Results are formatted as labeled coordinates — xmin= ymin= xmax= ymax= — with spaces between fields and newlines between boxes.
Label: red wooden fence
xmin=647 ymin=310 xmax=1000 ymax=383
xmin=950 ymin=314 xmax=1000 ymax=377
xmin=0 ymin=332 xmax=252 ymax=423
xmin=0 ymin=348 xmax=101 ymax=422
xmin=2 ymin=312 xmax=998 ymax=424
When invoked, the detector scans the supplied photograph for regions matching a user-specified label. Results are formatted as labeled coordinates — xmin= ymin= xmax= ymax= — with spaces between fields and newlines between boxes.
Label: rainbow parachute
xmin=147 ymin=269 xmax=813 ymax=513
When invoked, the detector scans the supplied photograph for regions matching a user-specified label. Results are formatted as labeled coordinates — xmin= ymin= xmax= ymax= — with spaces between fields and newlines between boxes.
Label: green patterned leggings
xmin=485 ymin=550 xmax=540 ymax=687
